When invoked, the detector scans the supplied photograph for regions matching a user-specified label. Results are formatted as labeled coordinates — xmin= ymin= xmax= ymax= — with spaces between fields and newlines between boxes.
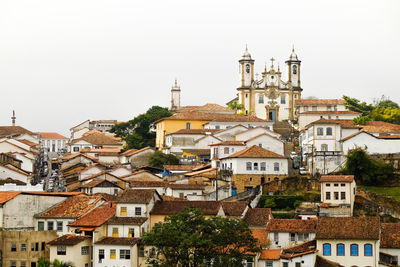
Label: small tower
xmin=285 ymin=46 xmax=301 ymax=88
xmin=170 ymin=79 xmax=181 ymax=112
xmin=11 ymin=110 xmax=16 ymax=126
xmin=239 ymin=45 xmax=255 ymax=88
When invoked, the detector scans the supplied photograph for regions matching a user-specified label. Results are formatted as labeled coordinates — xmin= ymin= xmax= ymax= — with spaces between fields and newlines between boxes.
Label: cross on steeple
xmin=270 ymin=57 xmax=275 ymax=69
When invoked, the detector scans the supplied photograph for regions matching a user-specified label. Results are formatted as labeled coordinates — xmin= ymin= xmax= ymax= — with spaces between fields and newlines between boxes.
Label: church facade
xmin=236 ymin=47 xmax=303 ymax=121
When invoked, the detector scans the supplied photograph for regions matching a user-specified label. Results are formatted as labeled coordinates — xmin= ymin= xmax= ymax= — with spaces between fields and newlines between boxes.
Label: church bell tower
xmin=239 ymin=45 xmax=254 ymax=88
xmin=285 ymin=47 xmax=301 ymax=89
xmin=170 ymin=79 xmax=181 ymax=112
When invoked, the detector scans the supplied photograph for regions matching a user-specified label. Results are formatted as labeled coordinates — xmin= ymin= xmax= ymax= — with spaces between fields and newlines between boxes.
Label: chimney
xmin=11 ymin=110 xmax=16 ymax=126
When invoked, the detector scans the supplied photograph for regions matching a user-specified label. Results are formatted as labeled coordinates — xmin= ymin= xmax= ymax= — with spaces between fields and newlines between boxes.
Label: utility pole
xmin=215 ymin=168 xmax=218 ymax=202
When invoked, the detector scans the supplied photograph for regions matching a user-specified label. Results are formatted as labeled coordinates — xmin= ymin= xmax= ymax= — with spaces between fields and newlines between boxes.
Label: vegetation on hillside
xmin=148 ymin=150 xmax=179 ymax=169
xmin=110 ymin=106 xmax=172 ymax=149
xmin=143 ymin=208 xmax=260 ymax=267
xmin=343 ymin=95 xmax=400 ymax=125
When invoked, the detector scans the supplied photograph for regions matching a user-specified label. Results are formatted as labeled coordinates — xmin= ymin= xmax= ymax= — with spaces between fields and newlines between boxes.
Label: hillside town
xmin=0 ymin=47 xmax=399 ymax=267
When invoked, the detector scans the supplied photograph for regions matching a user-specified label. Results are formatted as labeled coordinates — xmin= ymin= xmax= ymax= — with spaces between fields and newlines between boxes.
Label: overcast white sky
xmin=0 ymin=0 xmax=399 ymax=135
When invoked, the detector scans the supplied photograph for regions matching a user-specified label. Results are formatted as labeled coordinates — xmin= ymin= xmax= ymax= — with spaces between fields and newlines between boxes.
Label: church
xmin=235 ymin=46 xmax=303 ymax=122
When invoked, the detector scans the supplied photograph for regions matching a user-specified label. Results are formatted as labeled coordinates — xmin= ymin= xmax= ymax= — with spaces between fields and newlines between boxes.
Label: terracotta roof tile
xmin=107 ymin=216 xmax=148 ymax=225
xmin=221 ymin=201 xmax=248 ymax=216
xmin=178 ymin=103 xmax=231 ymax=112
xmin=295 ymin=99 xmax=346 ymax=106
xmin=95 ymin=237 xmax=141 ymax=246
xmin=158 ymin=112 xmax=268 ymax=123
xmin=300 ymin=110 xmax=359 ymax=115
xmin=259 ymin=249 xmax=281 ymax=260
xmin=184 ymin=168 xmax=217 ymax=178
xmin=59 ymin=153 xmax=98 ymax=162
xmin=68 ymin=202 xmax=116 ymax=227
xmin=315 ymin=255 xmax=344 ymax=267
xmin=164 ymin=165 xmax=200 ymax=171
xmin=0 ymin=126 xmax=35 ymax=137
xmin=181 ymin=149 xmax=211 ymax=156
xmin=18 ymin=139 xmax=39 ymax=147
xmin=0 ymin=178 xmax=27 ymax=185
xmin=209 ymin=141 xmax=246 ymax=146
xmin=71 ymin=131 xmax=121 ymax=146
xmin=37 ymin=132 xmax=67 ymax=139
xmin=266 ymin=219 xmax=317 ymax=232
xmin=169 ymin=129 xmax=221 ymax=135
xmin=251 ymin=228 xmax=269 ymax=246
xmin=94 ymin=193 xmax=119 ymax=202
xmin=48 ymin=234 xmax=90 ymax=246
xmin=304 ymin=119 xmax=360 ymax=130
xmin=380 ymin=223 xmax=400 ymax=248
xmin=0 ymin=192 xmax=21 ymax=204
xmin=316 ymin=217 xmax=380 ymax=240
xmin=129 ymin=180 xmax=168 ymax=187
xmin=150 ymin=200 xmax=221 ymax=215
xmin=37 ymin=195 xmax=103 ymax=218
xmin=117 ymin=189 xmax=157 ymax=204
xmin=79 ymin=179 xmax=122 ymax=189
xmin=244 ymin=208 xmax=273 ymax=227
xmin=320 ymin=175 xmax=354 ymax=183
xmin=281 ymin=240 xmax=317 ymax=259
xmin=361 ymin=121 xmax=400 ymax=133
xmin=222 ymin=145 xmax=286 ymax=159
xmin=120 ymin=146 xmax=153 ymax=157
xmin=167 ymin=183 xmax=204 ymax=190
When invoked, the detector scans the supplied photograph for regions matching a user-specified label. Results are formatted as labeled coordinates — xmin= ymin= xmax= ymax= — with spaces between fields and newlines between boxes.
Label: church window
xmin=326 ymin=127 xmax=333 ymax=136
xmin=246 ymin=64 xmax=250 ymax=73
xmin=294 ymin=94 xmax=297 ymax=99
xmin=281 ymin=95 xmax=286 ymax=104
xmin=258 ymin=94 xmax=264 ymax=104
xmin=293 ymin=65 xmax=297 ymax=75
xmin=186 ymin=122 xmax=191 ymax=129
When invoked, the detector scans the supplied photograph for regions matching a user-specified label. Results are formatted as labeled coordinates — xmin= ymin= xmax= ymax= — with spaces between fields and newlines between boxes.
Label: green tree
xmin=148 ymin=151 xmax=179 ymax=169
xmin=51 ymin=259 xmax=74 ymax=267
xmin=143 ymin=208 xmax=260 ymax=267
xmin=264 ymin=198 xmax=276 ymax=208
xmin=343 ymin=95 xmax=374 ymax=116
xmin=110 ymin=106 xmax=172 ymax=149
xmin=370 ymin=107 xmax=400 ymax=124
xmin=38 ymin=258 xmax=50 ymax=267
xmin=228 ymin=100 xmax=244 ymax=112
xmin=344 ymin=147 xmax=395 ymax=185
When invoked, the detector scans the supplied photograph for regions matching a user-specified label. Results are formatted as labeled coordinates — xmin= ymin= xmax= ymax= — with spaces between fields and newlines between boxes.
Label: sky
xmin=0 ymin=0 xmax=399 ymax=136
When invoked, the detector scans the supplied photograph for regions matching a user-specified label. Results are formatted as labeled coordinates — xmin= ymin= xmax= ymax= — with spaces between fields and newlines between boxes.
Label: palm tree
xmin=228 ymin=100 xmax=244 ymax=113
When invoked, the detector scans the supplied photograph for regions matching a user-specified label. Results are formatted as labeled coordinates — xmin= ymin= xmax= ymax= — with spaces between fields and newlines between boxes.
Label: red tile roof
xmin=167 ymin=183 xmax=204 ymax=190
xmin=0 ymin=126 xmax=35 ymax=137
xmin=71 ymin=131 xmax=121 ymax=146
xmin=304 ymin=118 xmax=360 ymax=130
xmin=150 ymin=200 xmax=222 ymax=215
xmin=170 ymin=129 xmax=221 ymax=135
xmin=320 ymin=175 xmax=354 ymax=183
xmin=266 ymin=219 xmax=317 ymax=232
xmin=295 ymin=99 xmax=346 ymax=106
xmin=0 ymin=178 xmax=27 ymax=186
xmin=209 ymin=141 xmax=246 ymax=146
xmin=95 ymin=237 xmax=141 ymax=246
xmin=181 ymin=149 xmax=211 ymax=156
xmin=48 ymin=234 xmax=90 ymax=246
xmin=222 ymin=145 xmax=286 ymax=159
xmin=315 ymin=255 xmax=344 ymax=267
xmin=221 ymin=201 xmax=248 ymax=216
xmin=79 ymin=179 xmax=123 ymax=189
xmin=259 ymin=249 xmax=281 ymax=260
xmin=37 ymin=132 xmax=67 ymax=139
xmin=251 ymin=228 xmax=270 ymax=246
xmin=37 ymin=195 xmax=103 ymax=218
xmin=157 ymin=112 xmax=268 ymax=123
xmin=117 ymin=189 xmax=158 ymax=204
xmin=120 ymin=146 xmax=153 ymax=157
xmin=380 ymin=223 xmax=400 ymax=248
xmin=164 ymin=165 xmax=200 ymax=171
xmin=68 ymin=202 xmax=116 ymax=227
xmin=281 ymin=240 xmax=317 ymax=259
xmin=300 ymin=110 xmax=359 ymax=115
xmin=129 ymin=180 xmax=168 ymax=187
xmin=316 ymin=217 xmax=380 ymax=240
xmin=106 ymin=216 xmax=148 ymax=225
xmin=184 ymin=168 xmax=218 ymax=178
xmin=18 ymin=139 xmax=39 ymax=147
xmin=244 ymin=208 xmax=273 ymax=227
xmin=178 ymin=103 xmax=231 ymax=113
xmin=361 ymin=121 xmax=400 ymax=133
xmin=0 ymin=192 xmax=21 ymax=204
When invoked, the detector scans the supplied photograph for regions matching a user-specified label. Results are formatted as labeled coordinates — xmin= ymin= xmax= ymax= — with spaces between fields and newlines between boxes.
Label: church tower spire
xmin=285 ymin=46 xmax=301 ymax=88
xmin=170 ymin=79 xmax=181 ymax=112
xmin=239 ymin=45 xmax=255 ymax=88
xmin=11 ymin=110 xmax=16 ymax=126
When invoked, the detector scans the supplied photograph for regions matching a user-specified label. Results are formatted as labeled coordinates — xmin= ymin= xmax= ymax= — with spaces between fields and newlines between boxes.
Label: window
xmin=81 ymin=246 xmax=89 ymax=255
xmin=312 ymin=106 xmax=317 ymax=111
xmin=340 ymin=192 xmax=346 ymax=200
xmin=283 ymin=263 xmax=289 ymax=267
xmin=253 ymin=163 xmax=258 ymax=170
xmin=73 ymin=147 xmax=79 ymax=152
xmin=298 ymin=233 xmax=309 ymax=241
xmin=186 ymin=122 xmax=191 ymax=129
xmin=110 ymin=249 xmax=116 ymax=259
xmin=321 ymin=144 xmax=328 ymax=151
xmin=281 ymin=95 xmax=286 ymax=104
xmin=38 ymin=221 xmax=44 ymax=231
xmin=246 ymin=258 xmax=254 ymax=267
xmin=57 ymin=246 xmax=66 ymax=255
xmin=364 ymin=244 xmax=373 ymax=256
xmin=326 ymin=127 xmax=333 ymax=136
xmin=41 ymin=242 xmax=45 ymax=251
xmin=273 ymin=162 xmax=279 ymax=171
xmin=295 ymin=263 xmax=301 ymax=267
xmin=35 ymin=242 xmax=39 ymax=251
xmin=323 ymin=243 xmax=331 ymax=256
xmin=274 ymin=232 xmax=279 ymax=242
xmin=317 ymin=128 xmax=323 ymax=136
xmin=139 ymin=246 xmax=145 ymax=257
xmin=224 ymin=147 xmax=229 ymax=154
xmin=290 ymin=233 xmax=296 ymax=242
xmin=326 ymin=183 xmax=330 ymax=187
xmin=128 ymin=228 xmax=135 ymax=237
xmin=341 ymin=183 xmax=345 ymax=187
xmin=334 ymin=184 xmax=339 ymax=187
xmin=112 ymin=227 xmax=119 ymax=237
xmin=21 ymin=262 xmax=26 ymax=267
xmin=327 ymin=105 xmax=332 ymax=111
xmin=326 ymin=192 xmax=331 ymax=200
xmin=304 ymin=106 xmax=308 ymax=112
xmin=260 ymin=162 xmax=266 ymax=171
xmin=11 ymin=262 xmax=16 ymax=267
xmin=246 ymin=162 xmax=252 ymax=171
xmin=350 ymin=244 xmax=358 ymax=256
xmin=215 ymin=125 xmax=220 ymax=129
xmin=99 ymin=249 xmax=105 ymax=260
xmin=21 ymin=243 xmax=26 ymax=252
xmin=11 ymin=243 xmax=17 ymax=252
xmin=57 ymin=221 xmax=63 ymax=232
xmin=120 ymin=249 xmax=131 ymax=259
xmin=259 ymin=94 xmax=264 ymax=104
xmin=337 ymin=244 xmax=345 ymax=256
xmin=334 ymin=192 xmax=339 ymax=200
xmin=47 ymin=221 xmax=54 ymax=230
xmin=135 ymin=207 xmax=142 ymax=216
xmin=265 ymin=261 xmax=273 ymax=267
xmin=120 ymin=207 xmax=127 ymax=216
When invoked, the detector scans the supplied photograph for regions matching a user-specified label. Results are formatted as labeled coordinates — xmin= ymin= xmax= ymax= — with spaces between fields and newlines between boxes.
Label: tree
xmin=344 ymin=147 xmax=395 ymax=186
xmin=110 ymin=106 xmax=172 ymax=149
xmin=51 ymin=259 xmax=74 ymax=267
xmin=38 ymin=258 xmax=50 ymax=267
xmin=143 ymin=208 xmax=260 ymax=267
xmin=148 ymin=151 xmax=179 ymax=169
xmin=228 ymin=100 xmax=244 ymax=113
xmin=373 ymin=95 xmax=400 ymax=109
xmin=343 ymin=95 xmax=374 ymax=116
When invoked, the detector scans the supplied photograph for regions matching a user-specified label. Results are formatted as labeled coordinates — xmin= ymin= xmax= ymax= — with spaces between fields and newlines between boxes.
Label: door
xmin=269 ymin=110 xmax=276 ymax=121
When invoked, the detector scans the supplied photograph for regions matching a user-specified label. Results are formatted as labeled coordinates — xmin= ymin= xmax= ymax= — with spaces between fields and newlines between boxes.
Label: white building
xmin=37 ymin=132 xmax=68 ymax=153
xmin=70 ymin=119 xmax=121 ymax=140
xmin=341 ymin=131 xmax=400 ymax=155
xmin=319 ymin=175 xmax=356 ymax=217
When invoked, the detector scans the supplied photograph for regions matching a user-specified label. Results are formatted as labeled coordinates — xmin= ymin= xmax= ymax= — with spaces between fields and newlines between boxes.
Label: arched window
xmin=293 ymin=65 xmax=297 ymax=74
xmin=326 ymin=127 xmax=333 ymax=136
xmin=323 ymin=243 xmax=331 ymax=256
xmin=317 ymin=127 xmax=324 ymax=136
xmin=224 ymin=147 xmax=229 ymax=154
xmin=186 ymin=122 xmax=191 ymax=129
xmin=321 ymin=144 xmax=328 ymax=151
xmin=350 ymin=244 xmax=358 ymax=256
xmin=259 ymin=94 xmax=264 ymax=104
xmin=337 ymin=244 xmax=345 ymax=256
xmin=273 ymin=162 xmax=279 ymax=171
xmin=364 ymin=244 xmax=373 ymax=256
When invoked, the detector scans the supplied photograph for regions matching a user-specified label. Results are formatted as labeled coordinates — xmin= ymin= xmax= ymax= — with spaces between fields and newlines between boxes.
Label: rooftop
xmin=304 ymin=118 xmax=360 ymax=130
xmin=300 ymin=110 xmax=359 ymax=115
xmin=157 ymin=112 xmax=269 ymax=123
xmin=244 ymin=208 xmax=273 ymax=227
xmin=0 ymin=192 xmax=21 ymax=204
xmin=281 ymin=240 xmax=317 ymax=259
xmin=320 ymin=175 xmax=354 ymax=183
xmin=316 ymin=217 xmax=380 ymax=240
xmin=221 ymin=201 xmax=248 ymax=216
xmin=68 ymin=202 xmax=116 ymax=227
xmin=95 ymin=237 xmax=141 ymax=246
xmin=380 ymin=223 xmax=400 ymax=248
xmin=315 ymin=255 xmax=344 ymax=267
xmin=0 ymin=126 xmax=35 ymax=137
xmin=107 ymin=216 xmax=148 ymax=225
xmin=169 ymin=129 xmax=221 ymax=135
xmin=164 ymin=165 xmax=200 ymax=171
xmin=222 ymin=145 xmax=286 ymax=159
xmin=209 ymin=141 xmax=245 ymax=146
xmin=259 ymin=249 xmax=282 ymax=260
xmin=361 ymin=121 xmax=400 ymax=133
xmin=151 ymin=200 xmax=222 ymax=215
xmin=120 ymin=146 xmax=153 ymax=157
xmin=117 ymin=189 xmax=157 ymax=204
xmin=71 ymin=131 xmax=121 ymax=146
xmin=48 ymin=234 xmax=91 ymax=246
xmin=295 ymin=99 xmax=346 ymax=106
xmin=37 ymin=132 xmax=68 ymax=139
xmin=266 ymin=219 xmax=317 ymax=232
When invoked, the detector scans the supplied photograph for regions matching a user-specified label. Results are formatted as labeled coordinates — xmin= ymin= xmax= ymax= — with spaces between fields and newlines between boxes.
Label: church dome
xmin=289 ymin=47 xmax=298 ymax=61
xmin=242 ymin=45 xmax=252 ymax=60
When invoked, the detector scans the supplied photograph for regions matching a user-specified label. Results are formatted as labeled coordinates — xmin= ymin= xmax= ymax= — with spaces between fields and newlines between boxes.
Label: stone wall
xmin=233 ymin=174 xmax=287 ymax=193
xmin=262 ymin=176 xmax=320 ymax=195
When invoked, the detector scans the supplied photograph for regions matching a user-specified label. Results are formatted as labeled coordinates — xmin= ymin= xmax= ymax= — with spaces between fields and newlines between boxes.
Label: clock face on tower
xmin=246 ymin=64 xmax=250 ymax=73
